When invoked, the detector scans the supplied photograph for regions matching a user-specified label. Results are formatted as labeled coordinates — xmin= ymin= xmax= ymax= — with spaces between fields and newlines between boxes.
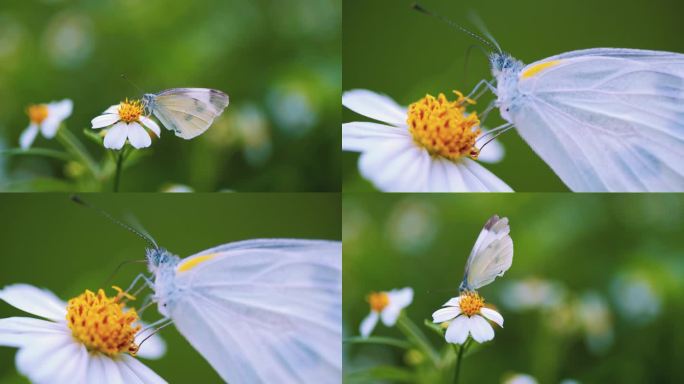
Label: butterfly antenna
xmin=412 ymin=3 xmax=502 ymax=54
xmin=467 ymin=11 xmax=502 ymax=54
xmin=71 ymin=195 xmax=159 ymax=249
xmin=120 ymin=74 xmax=144 ymax=95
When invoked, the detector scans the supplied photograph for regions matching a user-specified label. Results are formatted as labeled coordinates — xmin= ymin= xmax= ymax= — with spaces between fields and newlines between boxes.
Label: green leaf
xmin=423 ymin=319 xmax=446 ymax=337
xmin=346 ymin=366 xmax=416 ymax=383
xmin=56 ymin=127 xmax=99 ymax=177
xmin=82 ymin=128 xmax=104 ymax=145
xmin=1 ymin=178 xmax=76 ymax=192
xmin=0 ymin=148 xmax=72 ymax=161
xmin=344 ymin=336 xmax=412 ymax=349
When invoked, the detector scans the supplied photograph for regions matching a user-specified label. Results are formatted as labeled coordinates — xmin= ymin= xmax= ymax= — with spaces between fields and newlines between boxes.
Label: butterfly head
xmin=145 ymin=247 xmax=180 ymax=274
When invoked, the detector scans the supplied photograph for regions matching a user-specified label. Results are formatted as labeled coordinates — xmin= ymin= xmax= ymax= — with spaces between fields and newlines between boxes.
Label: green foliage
xmin=0 ymin=0 xmax=341 ymax=192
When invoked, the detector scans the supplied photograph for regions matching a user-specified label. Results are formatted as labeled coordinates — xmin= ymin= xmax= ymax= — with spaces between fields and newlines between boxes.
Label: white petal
xmin=432 ymin=306 xmax=460 ymax=323
xmin=48 ymin=99 xmax=73 ymax=120
xmin=126 ymin=122 xmax=152 ymax=149
xmin=477 ymin=134 xmax=505 ymax=163
xmin=15 ymin=333 xmax=75 ymax=383
xmin=380 ymin=306 xmax=401 ymax=326
xmin=134 ymin=327 xmax=166 ymax=360
xmin=461 ymin=159 xmax=514 ymax=192
xmin=85 ymin=354 xmax=106 ymax=383
xmin=19 ymin=124 xmax=39 ymax=149
xmin=342 ymin=121 xmax=410 ymax=152
xmin=467 ymin=315 xmax=495 ymax=343
xmin=359 ymin=311 xmax=379 ymax=338
xmin=0 ymin=284 xmax=67 ymax=321
xmin=445 ymin=315 xmax=469 ymax=344
xmin=103 ymin=122 xmax=128 ymax=150
xmin=388 ymin=287 xmax=413 ymax=309
xmin=118 ymin=354 xmax=168 ymax=384
xmin=0 ymin=317 xmax=67 ymax=347
xmin=426 ymin=157 xmax=454 ymax=192
xmin=480 ymin=308 xmax=504 ymax=327
xmin=30 ymin=338 xmax=86 ymax=384
xmin=358 ymin=139 xmax=428 ymax=192
xmin=92 ymin=114 xmax=120 ymax=129
xmin=139 ymin=116 xmax=160 ymax=137
xmin=99 ymin=355 xmax=125 ymax=384
xmin=443 ymin=297 xmax=461 ymax=307
xmin=104 ymin=104 xmax=120 ymax=114
xmin=40 ymin=117 xmax=61 ymax=139
xmin=343 ymin=89 xmax=408 ymax=126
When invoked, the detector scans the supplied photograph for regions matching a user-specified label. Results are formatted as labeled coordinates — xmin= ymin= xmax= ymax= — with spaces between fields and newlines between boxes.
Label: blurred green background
xmin=343 ymin=194 xmax=684 ymax=383
xmin=342 ymin=0 xmax=684 ymax=192
xmin=0 ymin=0 xmax=340 ymax=192
xmin=0 ymin=193 xmax=340 ymax=383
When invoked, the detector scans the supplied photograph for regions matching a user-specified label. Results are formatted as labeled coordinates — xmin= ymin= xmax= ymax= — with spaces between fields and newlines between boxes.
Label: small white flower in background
xmin=91 ymin=99 xmax=160 ymax=150
xmin=502 ymin=373 xmax=539 ymax=384
xmin=19 ymin=99 xmax=73 ymax=149
xmin=360 ymin=287 xmax=413 ymax=338
xmin=0 ymin=284 xmax=167 ymax=384
xmin=432 ymin=291 xmax=503 ymax=344
xmin=342 ymin=89 xmax=512 ymax=192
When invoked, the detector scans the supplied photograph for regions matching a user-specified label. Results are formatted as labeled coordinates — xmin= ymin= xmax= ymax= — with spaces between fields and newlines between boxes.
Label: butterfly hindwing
xmin=150 ymin=88 xmax=229 ymax=140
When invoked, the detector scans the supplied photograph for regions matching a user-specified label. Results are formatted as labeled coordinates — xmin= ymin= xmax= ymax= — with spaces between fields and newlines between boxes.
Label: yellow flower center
xmin=368 ymin=291 xmax=390 ymax=312
xmin=118 ymin=99 xmax=144 ymax=123
xmin=459 ymin=291 xmax=485 ymax=316
xmin=66 ymin=286 xmax=140 ymax=356
xmin=407 ymin=91 xmax=481 ymax=160
xmin=27 ymin=104 xmax=49 ymax=124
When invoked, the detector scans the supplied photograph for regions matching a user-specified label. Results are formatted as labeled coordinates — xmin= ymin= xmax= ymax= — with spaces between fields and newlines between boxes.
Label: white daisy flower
xmin=0 ymin=284 xmax=167 ymax=384
xmin=432 ymin=291 xmax=503 ymax=344
xmin=360 ymin=287 xmax=413 ymax=338
xmin=343 ymin=89 xmax=512 ymax=192
xmin=19 ymin=99 xmax=73 ymax=149
xmin=91 ymin=99 xmax=160 ymax=150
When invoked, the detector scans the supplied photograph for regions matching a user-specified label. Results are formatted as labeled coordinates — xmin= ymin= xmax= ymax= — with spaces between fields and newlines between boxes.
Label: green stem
xmin=113 ymin=148 xmax=125 ymax=192
xmin=344 ymin=336 xmax=412 ymax=349
xmin=395 ymin=313 xmax=440 ymax=367
xmin=0 ymin=148 xmax=72 ymax=161
xmin=454 ymin=338 xmax=470 ymax=384
xmin=56 ymin=127 xmax=98 ymax=177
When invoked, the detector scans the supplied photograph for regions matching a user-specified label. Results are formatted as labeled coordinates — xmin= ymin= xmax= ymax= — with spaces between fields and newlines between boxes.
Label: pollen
xmin=407 ymin=91 xmax=481 ymax=160
xmin=66 ymin=286 xmax=141 ymax=356
xmin=459 ymin=291 xmax=485 ymax=317
xmin=118 ymin=98 xmax=144 ymax=123
xmin=368 ymin=291 xmax=390 ymax=312
xmin=27 ymin=104 xmax=49 ymax=124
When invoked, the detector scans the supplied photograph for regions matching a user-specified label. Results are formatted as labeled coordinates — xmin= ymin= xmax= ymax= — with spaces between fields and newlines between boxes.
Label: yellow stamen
xmin=459 ymin=291 xmax=485 ymax=317
xmin=66 ymin=286 xmax=140 ymax=356
xmin=118 ymin=99 xmax=144 ymax=123
xmin=407 ymin=91 xmax=481 ymax=160
xmin=27 ymin=104 xmax=49 ymax=124
xmin=367 ymin=291 xmax=390 ymax=312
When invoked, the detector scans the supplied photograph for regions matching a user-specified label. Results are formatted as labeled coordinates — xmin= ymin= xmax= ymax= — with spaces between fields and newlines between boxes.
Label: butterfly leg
xmin=124 ymin=273 xmax=155 ymax=298
xmin=478 ymin=100 xmax=497 ymax=125
xmin=466 ymin=79 xmax=496 ymax=101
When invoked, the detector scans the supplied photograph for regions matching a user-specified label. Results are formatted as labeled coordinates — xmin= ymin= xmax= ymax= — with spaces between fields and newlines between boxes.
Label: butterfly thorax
xmin=142 ymin=94 xmax=156 ymax=115
xmin=146 ymin=248 xmax=181 ymax=317
xmin=490 ymin=53 xmax=525 ymax=122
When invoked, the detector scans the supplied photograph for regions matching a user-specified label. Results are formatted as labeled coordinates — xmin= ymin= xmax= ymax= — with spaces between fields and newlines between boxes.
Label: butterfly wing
xmin=462 ymin=215 xmax=513 ymax=291
xmin=511 ymin=48 xmax=684 ymax=191
xmin=150 ymin=88 xmax=229 ymax=140
xmin=166 ymin=239 xmax=342 ymax=384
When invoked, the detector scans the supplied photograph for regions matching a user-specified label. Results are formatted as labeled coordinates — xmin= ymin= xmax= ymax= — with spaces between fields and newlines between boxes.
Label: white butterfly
xmin=459 ymin=215 xmax=513 ymax=292
xmin=142 ymin=88 xmax=229 ymax=140
xmin=413 ymin=4 xmax=684 ymax=192
xmin=146 ymin=239 xmax=342 ymax=384
xmin=489 ymin=48 xmax=684 ymax=192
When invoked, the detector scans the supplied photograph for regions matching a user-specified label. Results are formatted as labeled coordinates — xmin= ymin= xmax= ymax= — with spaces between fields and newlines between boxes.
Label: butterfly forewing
xmin=151 ymin=88 xmax=229 ymax=140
